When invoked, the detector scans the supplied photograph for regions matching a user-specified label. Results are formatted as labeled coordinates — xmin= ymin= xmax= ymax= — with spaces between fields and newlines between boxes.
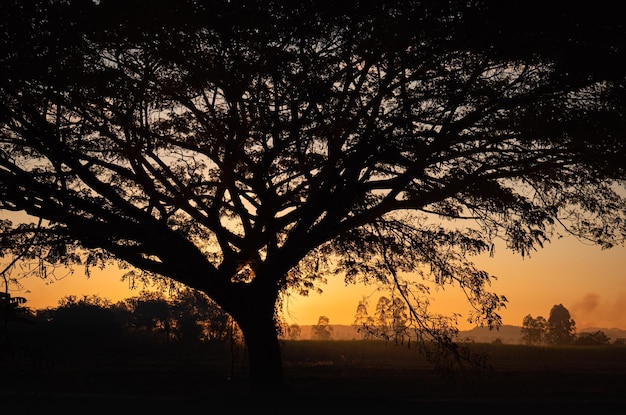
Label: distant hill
xmin=291 ymin=324 xmax=626 ymax=344
xmin=459 ymin=324 xmax=522 ymax=344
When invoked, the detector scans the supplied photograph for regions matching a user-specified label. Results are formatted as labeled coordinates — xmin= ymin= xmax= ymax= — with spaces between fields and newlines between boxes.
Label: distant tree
xmin=0 ymin=292 xmax=29 ymax=324
xmin=286 ymin=324 xmax=301 ymax=341
xmin=0 ymin=291 xmax=30 ymax=353
xmin=546 ymin=304 xmax=577 ymax=346
xmin=50 ymin=295 xmax=127 ymax=351
xmin=521 ymin=314 xmax=547 ymax=346
xmin=124 ymin=292 xmax=172 ymax=342
xmin=197 ymin=298 xmax=233 ymax=343
xmin=116 ymin=288 xmax=234 ymax=345
xmin=2 ymin=0 xmax=626 ymax=391
xmin=170 ymin=287 xmax=232 ymax=344
xmin=171 ymin=292 xmax=207 ymax=344
xmin=373 ymin=296 xmax=393 ymax=341
xmin=277 ymin=321 xmax=301 ymax=340
xmin=311 ymin=316 xmax=333 ymax=340
xmin=574 ymin=330 xmax=611 ymax=346
xmin=390 ymin=297 xmax=409 ymax=345
xmin=353 ymin=299 xmax=369 ymax=328
xmin=353 ymin=298 xmax=376 ymax=340
xmin=370 ymin=295 xmax=409 ymax=343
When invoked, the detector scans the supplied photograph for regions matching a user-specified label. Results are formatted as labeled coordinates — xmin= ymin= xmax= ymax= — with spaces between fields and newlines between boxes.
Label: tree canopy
xmin=1 ymin=0 xmax=626 ymax=393
xmin=521 ymin=314 xmax=547 ymax=346
xmin=546 ymin=304 xmax=577 ymax=346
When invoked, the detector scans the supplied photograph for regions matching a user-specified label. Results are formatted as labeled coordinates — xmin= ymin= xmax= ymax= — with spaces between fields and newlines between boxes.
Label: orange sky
xmin=281 ymin=235 xmax=626 ymax=331
xmin=11 ymin=234 xmax=626 ymax=332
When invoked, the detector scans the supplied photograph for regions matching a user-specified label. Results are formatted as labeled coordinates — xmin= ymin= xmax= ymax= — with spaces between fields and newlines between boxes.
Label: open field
xmin=2 ymin=340 xmax=626 ymax=410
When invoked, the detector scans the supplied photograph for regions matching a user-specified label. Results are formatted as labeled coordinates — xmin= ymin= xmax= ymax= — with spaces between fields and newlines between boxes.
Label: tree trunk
xmin=231 ymin=296 xmax=285 ymax=396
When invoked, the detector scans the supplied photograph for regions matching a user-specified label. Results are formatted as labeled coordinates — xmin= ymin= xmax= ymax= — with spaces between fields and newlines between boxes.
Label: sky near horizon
xmin=9 ymin=231 xmax=626 ymax=332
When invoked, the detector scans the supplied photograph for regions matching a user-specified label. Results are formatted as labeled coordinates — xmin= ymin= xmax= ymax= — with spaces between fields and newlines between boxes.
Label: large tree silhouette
xmin=1 ymin=0 xmax=626 ymax=393
xmin=546 ymin=304 xmax=577 ymax=346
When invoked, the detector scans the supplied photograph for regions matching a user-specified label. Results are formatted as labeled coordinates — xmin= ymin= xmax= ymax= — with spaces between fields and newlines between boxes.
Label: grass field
xmin=2 ymin=340 xmax=626 ymax=410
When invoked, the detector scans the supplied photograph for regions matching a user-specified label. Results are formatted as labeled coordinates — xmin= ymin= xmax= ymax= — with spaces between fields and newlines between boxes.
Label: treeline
xmin=1 ymin=289 xmax=245 ymax=360
xmin=3 ymin=292 xmax=624 ymax=356
xmin=521 ymin=303 xmax=625 ymax=346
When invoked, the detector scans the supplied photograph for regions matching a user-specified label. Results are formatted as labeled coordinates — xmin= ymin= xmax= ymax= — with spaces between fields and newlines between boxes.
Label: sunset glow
xmin=14 ymin=234 xmax=626 ymax=332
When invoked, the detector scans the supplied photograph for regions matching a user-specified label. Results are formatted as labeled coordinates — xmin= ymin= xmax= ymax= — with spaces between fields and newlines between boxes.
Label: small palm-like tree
xmin=1 ymin=292 xmax=30 ymax=353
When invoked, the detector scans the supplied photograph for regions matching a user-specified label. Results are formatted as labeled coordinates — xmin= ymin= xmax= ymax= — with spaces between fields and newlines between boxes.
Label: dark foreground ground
xmin=2 ymin=340 xmax=626 ymax=411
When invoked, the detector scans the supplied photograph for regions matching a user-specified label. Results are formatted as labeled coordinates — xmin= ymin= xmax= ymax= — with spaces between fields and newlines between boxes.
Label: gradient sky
xmin=282 ymin=235 xmax=626 ymax=331
xmin=12 ymin=233 xmax=626 ymax=332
